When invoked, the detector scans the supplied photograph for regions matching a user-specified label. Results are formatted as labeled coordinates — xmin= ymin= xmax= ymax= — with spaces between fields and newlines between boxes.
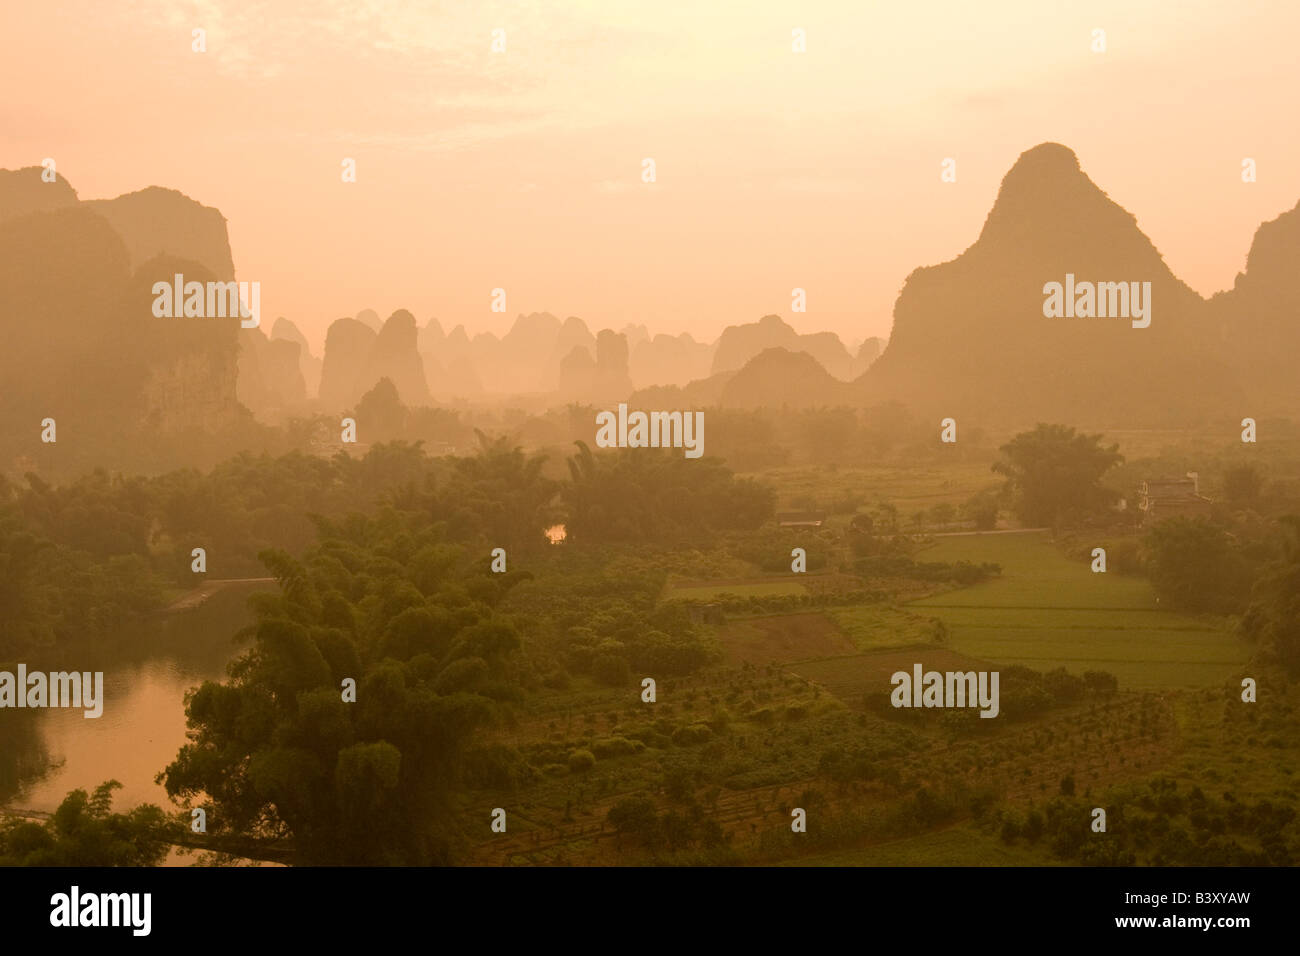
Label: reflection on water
xmin=0 ymin=711 xmax=46 ymax=805
xmin=3 ymin=582 xmax=269 ymax=864
xmin=18 ymin=656 xmax=230 ymax=812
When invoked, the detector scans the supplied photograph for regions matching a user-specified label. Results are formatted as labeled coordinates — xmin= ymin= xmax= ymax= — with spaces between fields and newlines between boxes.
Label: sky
xmin=4 ymin=0 xmax=1299 ymax=352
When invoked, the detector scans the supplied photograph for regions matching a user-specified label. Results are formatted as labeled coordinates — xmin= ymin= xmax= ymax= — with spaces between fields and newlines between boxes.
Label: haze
xmin=3 ymin=0 xmax=1298 ymax=350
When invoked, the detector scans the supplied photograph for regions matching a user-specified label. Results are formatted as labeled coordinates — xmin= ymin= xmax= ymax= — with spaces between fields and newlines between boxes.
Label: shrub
xmin=462 ymin=744 xmax=535 ymax=789
xmin=1043 ymin=668 xmax=1085 ymax=705
xmin=607 ymin=795 xmax=659 ymax=840
xmin=1100 ymin=536 xmax=1143 ymax=574
xmin=541 ymin=669 xmax=570 ymax=690
xmin=1083 ymin=670 xmax=1119 ymax=696
xmin=591 ymin=653 xmax=630 ymax=687
xmin=671 ymin=724 xmax=714 ymax=746
xmin=567 ymin=749 xmax=596 ymax=772
xmin=1144 ymin=517 xmax=1251 ymax=613
xmin=591 ymin=736 xmax=643 ymax=759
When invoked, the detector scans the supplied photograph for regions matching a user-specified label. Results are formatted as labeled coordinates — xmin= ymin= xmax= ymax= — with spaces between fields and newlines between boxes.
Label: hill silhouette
xmin=1210 ymin=198 xmax=1300 ymax=415
xmin=719 ymin=347 xmax=851 ymax=408
xmin=0 ymin=180 xmax=253 ymax=477
xmin=272 ymin=317 xmax=323 ymax=397
xmin=85 ymin=186 xmax=235 ymax=280
xmin=238 ymin=326 xmax=308 ymax=421
xmin=712 ymin=314 xmax=855 ymax=379
xmin=0 ymin=167 xmax=79 ymax=224
xmin=318 ymin=310 xmax=431 ymax=410
xmin=852 ymin=337 xmax=884 ymax=376
xmin=5 ymin=145 xmax=1299 ymax=472
xmin=861 ymin=143 xmax=1239 ymax=427
xmin=629 ymin=331 xmax=712 ymax=388
xmin=365 ymin=309 xmax=431 ymax=405
xmin=319 ymin=317 xmax=379 ymax=410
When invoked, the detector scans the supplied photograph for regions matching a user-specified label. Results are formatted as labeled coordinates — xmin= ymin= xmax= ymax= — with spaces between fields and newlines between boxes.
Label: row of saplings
xmin=864 ymin=665 xmax=1120 ymax=731
xmin=992 ymin=777 xmax=1294 ymax=865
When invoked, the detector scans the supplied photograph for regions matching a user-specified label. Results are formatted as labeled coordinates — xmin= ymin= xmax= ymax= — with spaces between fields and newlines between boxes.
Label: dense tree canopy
xmin=563 ymin=441 xmax=774 ymax=544
xmin=161 ymin=507 xmax=528 ymax=865
xmin=0 ymin=781 xmax=172 ymax=866
xmin=1240 ymin=516 xmax=1300 ymax=673
xmin=993 ymin=424 xmax=1123 ymax=527
xmin=1144 ymin=516 xmax=1252 ymax=614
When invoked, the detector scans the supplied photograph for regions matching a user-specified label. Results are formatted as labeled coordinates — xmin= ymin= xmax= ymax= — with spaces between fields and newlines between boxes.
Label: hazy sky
xmin=5 ymin=1 xmax=1298 ymax=350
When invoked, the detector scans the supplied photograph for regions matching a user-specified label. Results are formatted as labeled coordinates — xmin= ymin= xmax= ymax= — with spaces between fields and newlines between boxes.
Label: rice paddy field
xmin=910 ymin=531 xmax=1249 ymax=690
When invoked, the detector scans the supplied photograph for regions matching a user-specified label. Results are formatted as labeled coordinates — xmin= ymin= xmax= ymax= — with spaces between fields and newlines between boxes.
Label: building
xmin=1140 ymin=472 xmax=1212 ymax=525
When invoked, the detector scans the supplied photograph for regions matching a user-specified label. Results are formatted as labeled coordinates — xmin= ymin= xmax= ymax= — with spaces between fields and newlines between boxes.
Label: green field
xmin=914 ymin=531 xmax=1156 ymax=609
xmin=825 ymin=605 xmax=945 ymax=651
xmin=908 ymin=531 xmax=1248 ymax=689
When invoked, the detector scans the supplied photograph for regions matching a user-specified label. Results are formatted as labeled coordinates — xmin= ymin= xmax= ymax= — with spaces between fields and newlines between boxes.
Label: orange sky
xmin=4 ymin=1 xmax=1298 ymax=351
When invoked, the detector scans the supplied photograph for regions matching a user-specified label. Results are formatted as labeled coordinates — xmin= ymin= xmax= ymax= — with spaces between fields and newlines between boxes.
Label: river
xmin=2 ymin=581 xmax=272 ymax=864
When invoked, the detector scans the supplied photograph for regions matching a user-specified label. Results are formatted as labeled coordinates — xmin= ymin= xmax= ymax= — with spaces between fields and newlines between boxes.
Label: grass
xmin=908 ymin=531 xmax=1249 ymax=689
xmin=826 ymin=605 xmax=946 ymax=651
xmin=914 ymin=530 xmax=1156 ymax=609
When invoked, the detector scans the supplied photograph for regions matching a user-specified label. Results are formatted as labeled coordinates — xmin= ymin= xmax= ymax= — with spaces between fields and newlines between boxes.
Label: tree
xmin=561 ymin=441 xmax=773 ymax=545
xmin=928 ymin=502 xmax=957 ymax=529
xmin=0 ymin=781 xmax=173 ymax=866
xmin=1144 ymin=516 xmax=1251 ymax=613
xmin=434 ymin=431 xmax=557 ymax=554
xmin=962 ymin=490 xmax=999 ymax=531
xmin=161 ymin=510 xmax=523 ymax=865
xmin=1223 ymin=464 xmax=1264 ymax=506
xmin=352 ymin=378 xmax=408 ymax=441
xmin=1240 ymin=516 xmax=1300 ymax=673
xmin=607 ymin=795 xmax=660 ymax=843
xmin=870 ymin=500 xmax=899 ymax=534
xmin=568 ymin=749 xmax=596 ymax=772
xmin=591 ymin=651 xmax=631 ymax=687
xmin=992 ymin=424 xmax=1123 ymax=527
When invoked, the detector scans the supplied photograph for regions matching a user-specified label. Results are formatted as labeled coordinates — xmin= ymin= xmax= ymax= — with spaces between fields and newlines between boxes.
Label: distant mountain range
xmin=2 ymin=142 xmax=1297 ymax=476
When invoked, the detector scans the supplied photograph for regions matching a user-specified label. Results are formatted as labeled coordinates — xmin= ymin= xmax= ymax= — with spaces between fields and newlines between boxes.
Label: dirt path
xmin=164 ymin=577 xmax=276 ymax=613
